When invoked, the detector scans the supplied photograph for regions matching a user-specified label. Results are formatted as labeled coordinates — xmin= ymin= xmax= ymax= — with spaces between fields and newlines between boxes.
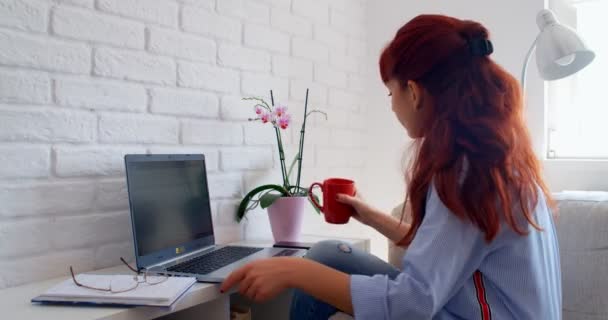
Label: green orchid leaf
xmin=260 ymin=193 xmax=283 ymax=209
xmin=236 ymin=184 xmax=290 ymax=222
xmin=257 ymin=189 xmax=274 ymax=201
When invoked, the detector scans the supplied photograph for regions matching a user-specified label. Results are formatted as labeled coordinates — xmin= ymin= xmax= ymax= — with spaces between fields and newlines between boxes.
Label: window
xmin=547 ymin=0 xmax=608 ymax=159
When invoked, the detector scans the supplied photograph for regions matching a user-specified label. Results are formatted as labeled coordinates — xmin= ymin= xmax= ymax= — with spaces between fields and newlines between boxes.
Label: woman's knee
xmin=305 ymin=240 xmax=353 ymax=269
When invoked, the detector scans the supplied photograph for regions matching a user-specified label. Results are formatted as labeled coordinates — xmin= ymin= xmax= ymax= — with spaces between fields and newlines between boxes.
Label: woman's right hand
xmin=336 ymin=193 xmax=380 ymax=226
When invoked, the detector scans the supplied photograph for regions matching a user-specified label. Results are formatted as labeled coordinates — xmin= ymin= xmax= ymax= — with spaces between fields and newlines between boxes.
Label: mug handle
xmin=308 ymin=182 xmax=324 ymax=213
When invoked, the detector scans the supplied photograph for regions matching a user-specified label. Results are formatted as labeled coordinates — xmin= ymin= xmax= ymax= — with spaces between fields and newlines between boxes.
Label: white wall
xmin=0 ymin=0 xmax=370 ymax=289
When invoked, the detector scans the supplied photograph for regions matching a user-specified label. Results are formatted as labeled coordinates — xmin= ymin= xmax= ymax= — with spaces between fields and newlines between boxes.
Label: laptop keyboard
xmin=166 ymin=246 xmax=264 ymax=275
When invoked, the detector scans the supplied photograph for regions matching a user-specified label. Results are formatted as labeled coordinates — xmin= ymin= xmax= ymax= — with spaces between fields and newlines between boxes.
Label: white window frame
xmin=546 ymin=0 xmax=608 ymax=160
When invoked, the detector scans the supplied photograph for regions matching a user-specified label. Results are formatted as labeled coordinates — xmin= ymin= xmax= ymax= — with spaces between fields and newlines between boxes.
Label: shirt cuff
xmin=350 ymin=274 xmax=389 ymax=319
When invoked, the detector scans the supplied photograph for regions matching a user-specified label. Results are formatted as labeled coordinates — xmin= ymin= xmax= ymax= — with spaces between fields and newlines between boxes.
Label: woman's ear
xmin=407 ymin=80 xmax=423 ymax=111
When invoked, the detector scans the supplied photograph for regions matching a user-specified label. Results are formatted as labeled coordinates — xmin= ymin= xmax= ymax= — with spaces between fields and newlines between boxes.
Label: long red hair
xmin=380 ymin=15 xmax=554 ymax=246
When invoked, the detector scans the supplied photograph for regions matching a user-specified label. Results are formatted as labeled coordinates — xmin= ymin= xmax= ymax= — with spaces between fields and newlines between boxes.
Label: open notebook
xmin=32 ymin=274 xmax=197 ymax=307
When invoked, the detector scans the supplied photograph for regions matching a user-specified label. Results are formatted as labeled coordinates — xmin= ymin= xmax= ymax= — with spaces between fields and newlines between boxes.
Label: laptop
xmin=124 ymin=154 xmax=307 ymax=283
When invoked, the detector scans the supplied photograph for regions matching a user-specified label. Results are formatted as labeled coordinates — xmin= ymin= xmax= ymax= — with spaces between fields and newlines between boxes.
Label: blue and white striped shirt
xmin=350 ymin=186 xmax=562 ymax=319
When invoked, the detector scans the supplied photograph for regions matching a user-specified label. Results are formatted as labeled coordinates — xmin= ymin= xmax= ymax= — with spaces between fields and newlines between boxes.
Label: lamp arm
xmin=521 ymin=34 xmax=541 ymax=93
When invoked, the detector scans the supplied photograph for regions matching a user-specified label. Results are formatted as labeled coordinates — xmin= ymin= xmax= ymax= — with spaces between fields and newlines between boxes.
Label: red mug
xmin=308 ymin=178 xmax=356 ymax=224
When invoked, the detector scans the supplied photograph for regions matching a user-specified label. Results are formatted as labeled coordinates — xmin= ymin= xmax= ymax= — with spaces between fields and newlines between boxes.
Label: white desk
xmin=1 ymin=235 xmax=370 ymax=320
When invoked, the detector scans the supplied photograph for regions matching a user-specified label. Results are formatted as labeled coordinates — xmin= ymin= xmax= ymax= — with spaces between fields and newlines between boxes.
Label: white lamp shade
xmin=535 ymin=9 xmax=595 ymax=80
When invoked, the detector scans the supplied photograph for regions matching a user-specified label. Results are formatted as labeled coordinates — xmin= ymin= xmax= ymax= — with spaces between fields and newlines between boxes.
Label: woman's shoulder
xmin=422 ymin=182 xmax=553 ymax=243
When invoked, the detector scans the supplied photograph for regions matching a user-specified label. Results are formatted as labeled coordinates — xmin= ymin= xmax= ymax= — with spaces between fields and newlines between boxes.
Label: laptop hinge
xmin=144 ymin=245 xmax=217 ymax=270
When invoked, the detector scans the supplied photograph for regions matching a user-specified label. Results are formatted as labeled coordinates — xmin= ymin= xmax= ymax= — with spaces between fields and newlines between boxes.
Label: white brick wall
xmin=0 ymin=0 xmax=370 ymax=289
xmin=270 ymin=8 xmax=312 ymax=37
xmin=94 ymin=47 xmax=176 ymax=84
xmin=217 ymin=0 xmax=269 ymax=24
xmin=97 ymin=0 xmax=178 ymax=27
xmin=0 ymin=0 xmax=49 ymax=32
xmin=292 ymin=37 xmax=329 ymax=63
xmin=0 ymin=145 xmax=50 ymax=178
xmin=314 ymin=24 xmax=347 ymax=52
xmin=0 ymin=249 xmax=95 ymax=288
xmin=329 ymin=88 xmax=360 ymax=111
xmin=181 ymin=6 xmax=241 ymax=42
xmin=0 ymin=181 xmax=98 ymax=217
xmin=244 ymin=122 xmax=286 ymax=146
xmin=272 ymin=55 xmax=313 ymax=80
xmin=182 ymin=119 xmax=243 ymax=145
xmin=55 ymin=0 xmax=93 ymax=8
xmin=290 ymin=79 xmax=327 ymax=105
xmin=241 ymin=72 xmax=289 ymax=98
xmin=147 ymin=26 xmax=216 ymax=63
xmin=218 ymin=43 xmax=271 ymax=72
xmin=150 ymin=87 xmax=219 ymax=118
xmin=207 ymin=173 xmax=242 ymax=199
xmin=0 ymin=29 xmax=90 ymax=73
xmin=220 ymin=147 xmax=274 ymax=170
xmin=178 ymin=61 xmax=240 ymax=93
xmin=220 ymin=95 xmax=254 ymax=121
xmin=0 ymin=106 xmax=97 ymax=142
xmin=55 ymin=77 xmax=147 ymax=112
xmin=52 ymin=6 xmax=145 ymax=49
xmin=0 ymin=68 xmax=51 ymax=104
xmin=331 ymin=52 xmax=359 ymax=73
xmin=292 ymin=0 xmax=328 ymax=24
xmin=53 ymin=145 xmax=146 ymax=177
xmin=244 ymin=23 xmax=289 ymax=54
xmin=315 ymin=65 xmax=347 ymax=88
xmin=98 ymin=113 xmax=179 ymax=144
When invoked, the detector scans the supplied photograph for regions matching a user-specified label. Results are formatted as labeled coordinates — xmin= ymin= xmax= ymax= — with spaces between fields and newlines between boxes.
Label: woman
xmin=220 ymin=14 xmax=561 ymax=319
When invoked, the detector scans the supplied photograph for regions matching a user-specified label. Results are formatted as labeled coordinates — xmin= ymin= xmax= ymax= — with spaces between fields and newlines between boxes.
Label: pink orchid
xmin=260 ymin=111 xmax=271 ymax=123
xmin=254 ymin=105 xmax=263 ymax=115
xmin=277 ymin=113 xmax=291 ymax=129
xmin=274 ymin=105 xmax=287 ymax=117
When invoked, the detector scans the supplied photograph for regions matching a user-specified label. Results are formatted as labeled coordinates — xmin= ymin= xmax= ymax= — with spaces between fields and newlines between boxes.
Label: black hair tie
xmin=468 ymin=39 xmax=494 ymax=56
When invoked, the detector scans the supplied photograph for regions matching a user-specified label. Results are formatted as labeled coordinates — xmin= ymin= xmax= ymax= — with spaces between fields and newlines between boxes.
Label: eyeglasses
xmin=69 ymin=257 xmax=168 ymax=294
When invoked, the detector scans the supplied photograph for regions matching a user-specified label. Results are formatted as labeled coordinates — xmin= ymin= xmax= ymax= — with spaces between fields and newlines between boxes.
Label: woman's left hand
xmin=220 ymin=257 xmax=299 ymax=302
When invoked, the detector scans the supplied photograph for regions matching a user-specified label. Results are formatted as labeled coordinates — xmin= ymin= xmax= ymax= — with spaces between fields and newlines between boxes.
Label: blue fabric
xmin=290 ymin=240 xmax=400 ymax=320
xmin=291 ymin=185 xmax=562 ymax=320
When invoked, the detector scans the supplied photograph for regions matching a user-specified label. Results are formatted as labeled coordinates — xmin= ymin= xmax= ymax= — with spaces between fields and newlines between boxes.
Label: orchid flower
xmin=254 ymin=105 xmax=263 ymax=115
xmin=277 ymin=113 xmax=291 ymax=129
xmin=274 ymin=105 xmax=287 ymax=117
xmin=260 ymin=111 xmax=272 ymax=123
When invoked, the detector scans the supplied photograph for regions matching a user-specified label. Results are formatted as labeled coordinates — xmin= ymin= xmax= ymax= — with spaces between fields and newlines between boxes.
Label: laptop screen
xmin=125 ymin=156 xmax=213 ymax=258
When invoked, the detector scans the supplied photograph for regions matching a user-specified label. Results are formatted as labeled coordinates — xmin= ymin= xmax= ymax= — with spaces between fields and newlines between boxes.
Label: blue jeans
xmin=289 ymin=240 xmax=400 ymax=320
